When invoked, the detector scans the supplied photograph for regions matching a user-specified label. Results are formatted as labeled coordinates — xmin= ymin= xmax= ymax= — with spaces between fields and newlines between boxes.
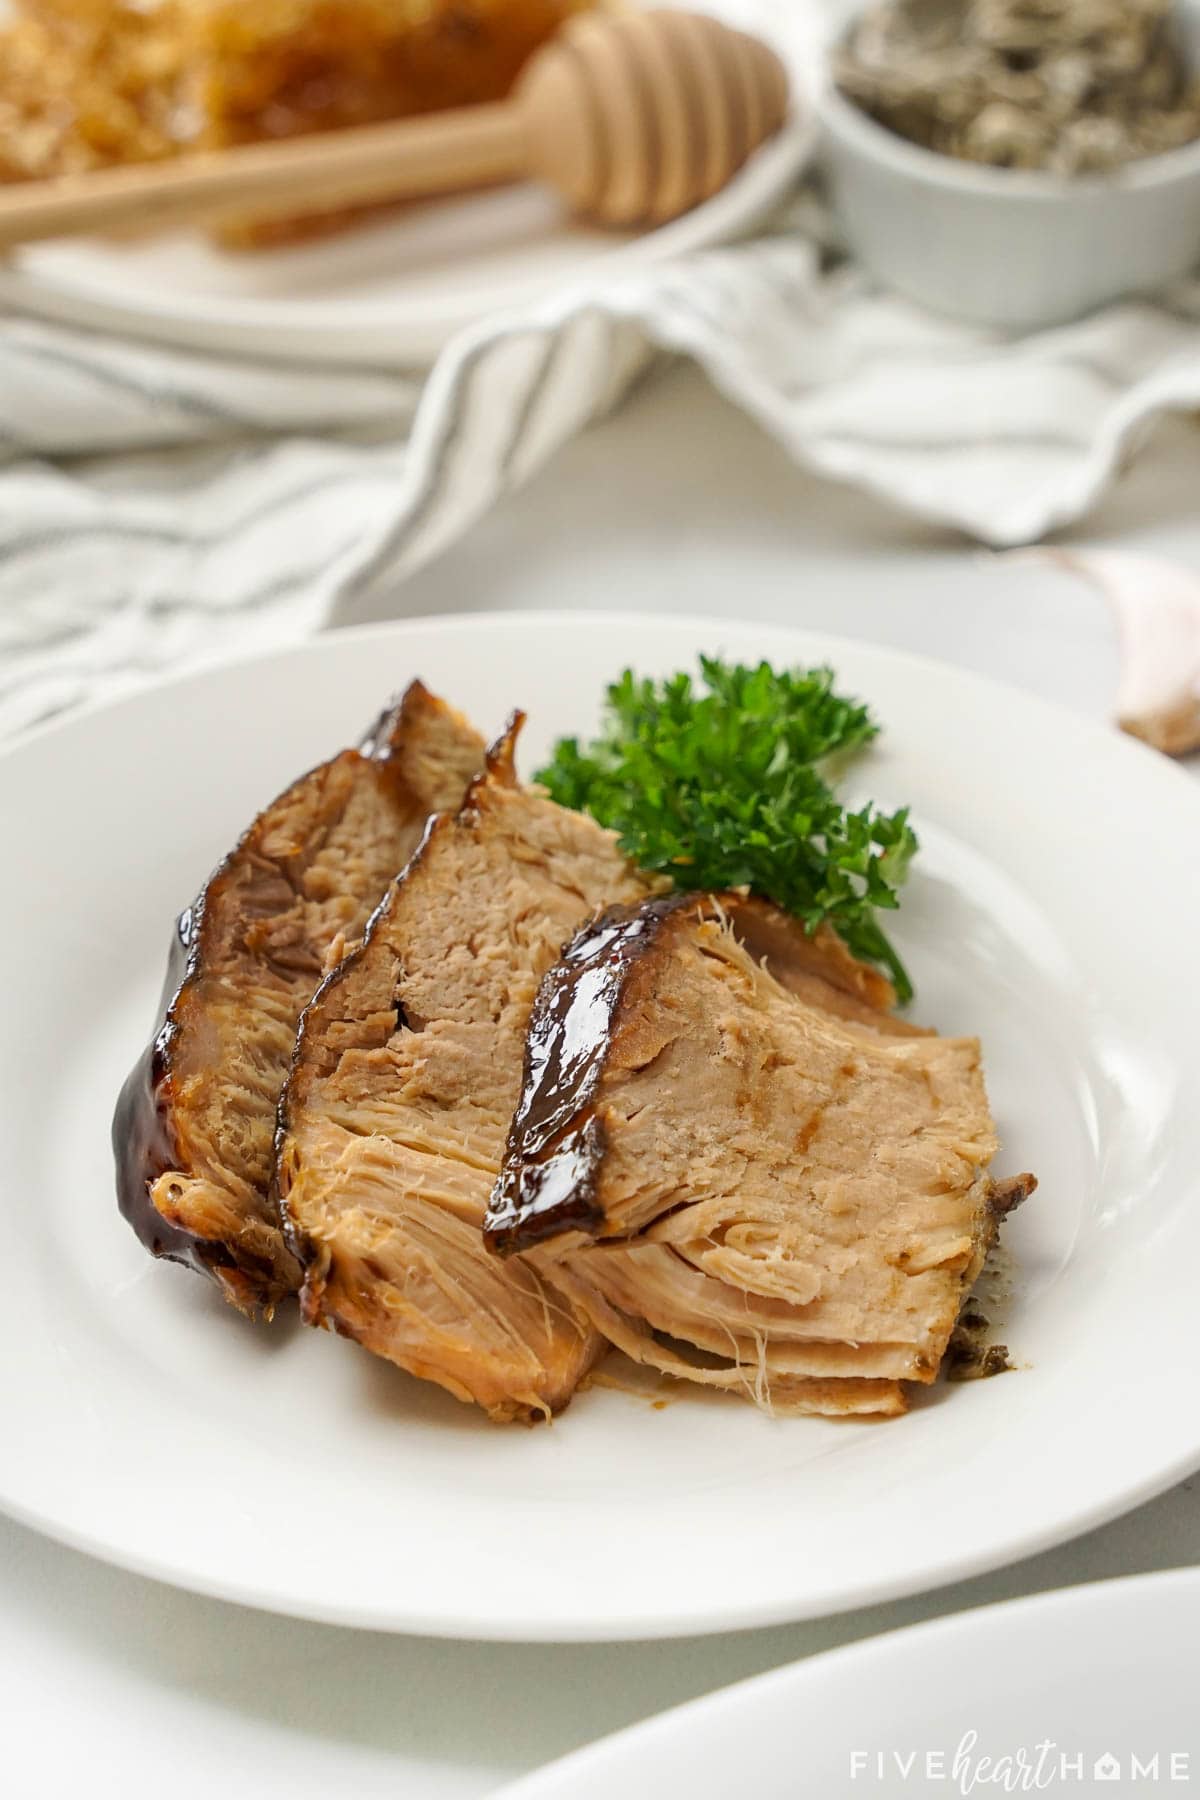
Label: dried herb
xmin=836 ymin=0 xmax=1200 ymax=175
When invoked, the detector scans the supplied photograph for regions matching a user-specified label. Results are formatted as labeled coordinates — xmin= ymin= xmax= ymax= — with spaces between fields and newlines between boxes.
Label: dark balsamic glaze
xmin=485 ymin=893 xmax=698 ymax=1256
xmin=484 ymin=887 xmax=901 ymax=1257
xmin=112 ymin=686 xmax=426 ymax=1301
xmin=111 ymin=896 xmax=229 ymax=1282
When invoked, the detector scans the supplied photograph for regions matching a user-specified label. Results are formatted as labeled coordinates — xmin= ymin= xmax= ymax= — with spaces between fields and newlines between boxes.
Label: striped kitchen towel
xmin=4 ymin=198 xmax=1200 ymax=738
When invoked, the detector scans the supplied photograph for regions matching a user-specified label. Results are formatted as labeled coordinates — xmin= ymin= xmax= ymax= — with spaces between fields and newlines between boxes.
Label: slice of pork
xmin=113 ymin=682 xmax=485 ymax=1315
xmin=274 ymin=719 xmax=650 ymax=1420
xmin=486 ymin=894 xmax=1035 ymax=1417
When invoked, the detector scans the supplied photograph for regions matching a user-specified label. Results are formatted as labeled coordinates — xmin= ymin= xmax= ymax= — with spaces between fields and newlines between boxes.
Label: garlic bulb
xmin=1041 ymin=548 xmax=1200 ymax=758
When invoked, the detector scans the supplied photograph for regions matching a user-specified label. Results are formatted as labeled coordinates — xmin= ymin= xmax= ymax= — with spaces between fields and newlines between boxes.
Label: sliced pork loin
xmin=274 ymin=734 xmax=919 ymax=1421
xmin=711 ymin=893 xmax=930 ymax=1040
xmin=274 ymin=719 xmax=650 ymax=1421
xmin=113 ymin=682 xmax=486 ymax=1316
xmin=486 ymin=894 xmax=1035 ymax=1418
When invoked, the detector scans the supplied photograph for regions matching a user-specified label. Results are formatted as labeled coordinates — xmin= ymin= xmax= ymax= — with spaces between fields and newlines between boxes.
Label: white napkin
xmin=4 ymin=189 xmax=1200 ymax=739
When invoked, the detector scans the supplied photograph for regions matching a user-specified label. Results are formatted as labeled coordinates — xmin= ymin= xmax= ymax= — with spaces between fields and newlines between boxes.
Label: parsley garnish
xmin=538 ymin=658 xmax=918 ymax=1001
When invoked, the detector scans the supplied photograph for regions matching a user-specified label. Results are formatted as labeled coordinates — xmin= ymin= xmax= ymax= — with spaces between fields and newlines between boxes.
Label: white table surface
xmin=6 ymin=360 xmax=1199 ymax=1800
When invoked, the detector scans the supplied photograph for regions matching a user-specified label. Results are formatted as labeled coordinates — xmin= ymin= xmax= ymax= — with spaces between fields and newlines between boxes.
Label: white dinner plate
xmin=495 ymin=1568 xmax=1200 ymax=1797
xmin=2 ymin=612 xmax=1198 ymax=1640
xmin=0 ymin=3 xmax=815 ymax=367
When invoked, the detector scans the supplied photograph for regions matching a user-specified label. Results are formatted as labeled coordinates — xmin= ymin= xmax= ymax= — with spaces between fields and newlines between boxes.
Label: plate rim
xmin=491 ymin=1566 xmax=1200 ymax=1795
xmin=4 ymin=609 xmax=1200 ymax=1641
xmin=0 ymin=115 xmax=814 ymax=368
xmin=4 ymin=1425 xmax=1200 ymax=1642
xmin=9 ymin=607 xmax=1199 ymax=810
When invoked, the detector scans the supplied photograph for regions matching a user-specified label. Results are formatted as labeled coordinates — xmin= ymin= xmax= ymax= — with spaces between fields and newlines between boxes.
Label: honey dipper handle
xmin=0 ymin=103 xmax=528 ymax=250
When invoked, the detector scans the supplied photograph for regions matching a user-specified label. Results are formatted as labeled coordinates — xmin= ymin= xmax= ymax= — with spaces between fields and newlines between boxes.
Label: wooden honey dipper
xmin=0 ymin=10 xmax=791 ymax=250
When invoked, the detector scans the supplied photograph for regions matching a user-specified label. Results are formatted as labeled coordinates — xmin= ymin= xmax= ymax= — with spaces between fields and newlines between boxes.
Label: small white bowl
xmin=818 ymin=3 xmax=1200 ymax=331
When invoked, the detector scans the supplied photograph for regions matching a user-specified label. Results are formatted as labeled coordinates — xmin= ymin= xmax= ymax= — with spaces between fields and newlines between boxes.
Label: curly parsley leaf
xmin=537 ymin=658 xmax=919 ymax=1001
